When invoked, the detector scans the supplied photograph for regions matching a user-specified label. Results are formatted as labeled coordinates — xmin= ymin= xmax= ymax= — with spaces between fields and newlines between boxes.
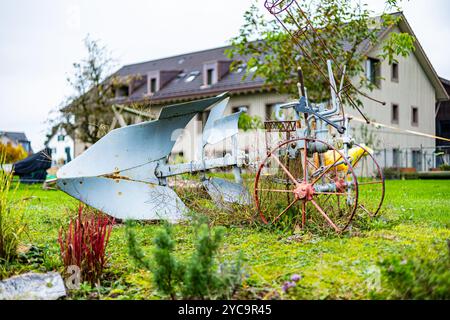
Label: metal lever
xmin=297 ymin=67 xmax=308 ymax=122
xmin=294 ymin=97 xmax=346 ymax=134
xmin=297 ymin=67 xmax=306 ymax=97
xmin=314 ymin=112 xmax=346 ymax=134
xmin=296 ymin=66 xmax=345 ymax=133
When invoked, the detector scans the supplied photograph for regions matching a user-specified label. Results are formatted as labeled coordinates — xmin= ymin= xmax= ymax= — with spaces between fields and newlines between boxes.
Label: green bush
xmin=126 ymin=220 xmax=244 ymax=300
xmin=402 ymin=172 xmax=419 ymax=180
xmin=238 ymin=113 xmax=263 ymax=132
xmin=381 ymin=167 xmax=401 ymax=180
xmin=439 ymin=164 xmax=450 ymax=171
xmin=378 ymin=241 xmax=450 ymax=300
xmin=0 ymin=153 xmax=27 ymax=264
xmin=381 ymin=167 xmax=419 ymax=180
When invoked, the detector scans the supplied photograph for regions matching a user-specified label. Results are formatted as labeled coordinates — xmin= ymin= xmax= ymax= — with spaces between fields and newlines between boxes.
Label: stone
xmin=0 ymin=272 xmax=66 ymax=300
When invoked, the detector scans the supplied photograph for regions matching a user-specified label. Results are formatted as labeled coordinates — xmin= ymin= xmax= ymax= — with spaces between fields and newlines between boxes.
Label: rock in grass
xmin=0 ymin=272 xmax=66 ymax=300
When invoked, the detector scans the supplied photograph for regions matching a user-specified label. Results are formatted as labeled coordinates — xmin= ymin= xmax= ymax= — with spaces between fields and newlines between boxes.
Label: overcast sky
xmin=1 ymin=0 xmax=449 ymax=151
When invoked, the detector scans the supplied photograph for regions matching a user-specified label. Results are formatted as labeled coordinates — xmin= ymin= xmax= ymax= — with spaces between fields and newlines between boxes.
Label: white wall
xmin=348 ymin=27 xmax=437 ymax=170
xmin=47 ymin=128 xmax=74 ymax=166
xmin=351 ymin=27 xmax=436 ymax=147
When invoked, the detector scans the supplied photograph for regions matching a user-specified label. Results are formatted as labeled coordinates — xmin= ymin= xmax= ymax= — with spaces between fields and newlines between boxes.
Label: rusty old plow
xmin=57 ymin=93 xmax=251 ymax=222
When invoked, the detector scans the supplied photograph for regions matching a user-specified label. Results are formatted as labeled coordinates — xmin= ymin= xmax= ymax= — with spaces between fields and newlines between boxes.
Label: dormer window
xmin=202 ymin=60 xmax=232 ymax=88
xmin=206 ymin=68 xmax=214 ymax=85
xmin=147 ymin=70 xmax=180 ymax=94
xmin=150 ymin=78 xmax=157 ymax=94
xmin=203 ymin=62 xmax=217 ymax=87
xmin=115 ymin=85 xmax=129 ymax=98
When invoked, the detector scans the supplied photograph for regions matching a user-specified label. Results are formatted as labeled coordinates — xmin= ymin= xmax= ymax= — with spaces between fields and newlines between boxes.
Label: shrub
xmin=439 ymin=164 xmax=450 ymax=171
xmin=378 ymin=240 xmax=450 ymax=300
xmin=381 ymin=167 xmax=401 ymax=180
xmin=0 ymin=142 xmax=27 ymax=163
xmin=238 ymin=113 xmax=263 ymax=131
xmin=402 ymin=172 xmax=419 ymax=180
xmin=0 ymin=153 xmax=27 ymax=264
xmin=58 ymin=204 xmax=114 ymax=286
xmin=381 ymin=167 xmax=419 ymax=180
xmin=126 ymin=220 xmax=244 ymax=300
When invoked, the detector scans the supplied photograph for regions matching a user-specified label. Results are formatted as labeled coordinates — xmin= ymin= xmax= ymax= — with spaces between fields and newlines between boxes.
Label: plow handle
xmin=297 ymin=67 xmax=309 ymax=121
xmin=297 ymin=67 xmax=306 ymax=97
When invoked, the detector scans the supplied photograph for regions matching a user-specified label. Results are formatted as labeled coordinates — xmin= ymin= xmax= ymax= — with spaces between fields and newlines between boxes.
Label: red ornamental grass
xmin=58 ymin=204 xmax=115 ymax=286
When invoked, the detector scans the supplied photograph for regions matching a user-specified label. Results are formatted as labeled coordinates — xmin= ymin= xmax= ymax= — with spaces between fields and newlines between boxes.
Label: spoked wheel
xmin=351 ymin=144 xmax=385 ymax=217
xmin=254 ymin=138 xmax=359 ymax=233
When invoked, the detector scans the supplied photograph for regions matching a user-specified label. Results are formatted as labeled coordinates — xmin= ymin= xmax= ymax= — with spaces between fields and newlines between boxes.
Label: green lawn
xmin=4 ymin=179 xmax=450 ymax=300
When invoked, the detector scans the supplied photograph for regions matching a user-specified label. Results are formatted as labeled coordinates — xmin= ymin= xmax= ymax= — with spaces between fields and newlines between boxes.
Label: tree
xmin=51 ymin=37 xmax=124 ymax=146
xmin=226 ymin=0 xmax=415 ymax=105
xmin=0 ymin=142 xmax=27 ymax=163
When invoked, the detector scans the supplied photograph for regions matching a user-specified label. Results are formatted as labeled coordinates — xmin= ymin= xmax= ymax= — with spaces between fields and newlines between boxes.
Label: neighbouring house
xmin=436 ymin=77 xmax=450 ymax=166
xmin=46 ymin=127 xmax=74 ymax=167
xmin=0 ymin=131 xmax=33 ymax=154
xmin=73 ymin=12 xmax=448 ymax=172
xmin=351 ymin=14 xmax=448 ymax=172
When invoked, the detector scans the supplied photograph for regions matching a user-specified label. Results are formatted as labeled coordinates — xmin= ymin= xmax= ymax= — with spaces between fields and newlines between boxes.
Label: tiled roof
xmin=111 ymin=12 xmax=422 ymax=105
xmin=0 ymin=131 xmax=29 ymax=143
xmin=114 ymin=45 xmax=265 ymax=104
xmin=440 ymin=77 xmax=450 ymax=88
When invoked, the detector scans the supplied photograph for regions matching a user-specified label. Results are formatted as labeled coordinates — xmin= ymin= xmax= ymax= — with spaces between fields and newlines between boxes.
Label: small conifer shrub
xmin=126 ymin=220 xmax=244 ymax=300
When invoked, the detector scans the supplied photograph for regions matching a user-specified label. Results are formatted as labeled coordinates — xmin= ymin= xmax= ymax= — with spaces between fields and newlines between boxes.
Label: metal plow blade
xmin=58 ymin=93 xmax=228 ymax=180
xmin=57 ymin=93 xmax=229 ymax=221
xmin=199 ymin=98 xmax=251 ymax=208
xmin=203 ymin=177 xmax=252 ymax=208
xmin=57 ymin=177 xmax=188 ymax=222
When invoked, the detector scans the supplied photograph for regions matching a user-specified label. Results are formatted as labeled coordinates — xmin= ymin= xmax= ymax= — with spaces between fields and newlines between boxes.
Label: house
xmin=46 ymin=127 xmax=74 ymax=167
xmin=350 ymin=14 xmax=448 ymax=172
xmin=0 ymin=131 xmax=33 ymax=154
xmin=74 ymin=12 xmax=448 ymax=172
xmin=436 ymin=77 xmax=450 ymax=166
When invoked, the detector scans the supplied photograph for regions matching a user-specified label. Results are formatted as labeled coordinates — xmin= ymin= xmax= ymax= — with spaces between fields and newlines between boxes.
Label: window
xmin=116 ymin=85 xmax=129 ymax=97
xmin=411 ymin=107 xmax=419 ymax=126
xmin=265 ymin=104 xmax=275 ymax=120
xmin=393 ymin=148 xmax=400 ymax=167
xmin=366 ymin=58 xmax=381 ymax=87
xmin=206 ymin=68 xmax=214 ymax=85
xmin=150 ymin=78 xmax=157 ymax=93
xmin=391 ymin=63 xmax=399 ymax=82
xmin=391 ymin=104 xmax=399 ymax=124
xmin=176 ymin=72 xmax=186 ymax=80
xmin=265 ymin=103 xmax=285 ymax=120
xmin=412 ymin=150 xmax=422 ymax=171
xmin=232 ymin=106 xmax=248 ymax=114
xmin=234 ymin=64 xmax=246 ymax=73
xmin=65 ymin=147 xmax=72 ymax=163
xmin=57 ymin=135 xmax=65 ymax=142
xmin=185 ymin=71 xmax=199 ymax=83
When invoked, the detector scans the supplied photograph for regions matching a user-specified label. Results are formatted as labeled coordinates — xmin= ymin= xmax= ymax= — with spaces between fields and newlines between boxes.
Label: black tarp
xmin=12 ymin=148 xmax=52 ymax=184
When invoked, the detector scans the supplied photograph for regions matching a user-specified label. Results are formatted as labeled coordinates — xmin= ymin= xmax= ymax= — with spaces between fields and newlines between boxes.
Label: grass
xmin=3 ymin=179 xmax=450 ymax=300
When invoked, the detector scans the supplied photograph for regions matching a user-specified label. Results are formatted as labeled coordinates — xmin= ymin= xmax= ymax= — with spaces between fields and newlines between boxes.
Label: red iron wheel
xmin=351 ymin=143 xmax=385 ymax=217
xmin=254 ymin=138 xmax=359 ymax=233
